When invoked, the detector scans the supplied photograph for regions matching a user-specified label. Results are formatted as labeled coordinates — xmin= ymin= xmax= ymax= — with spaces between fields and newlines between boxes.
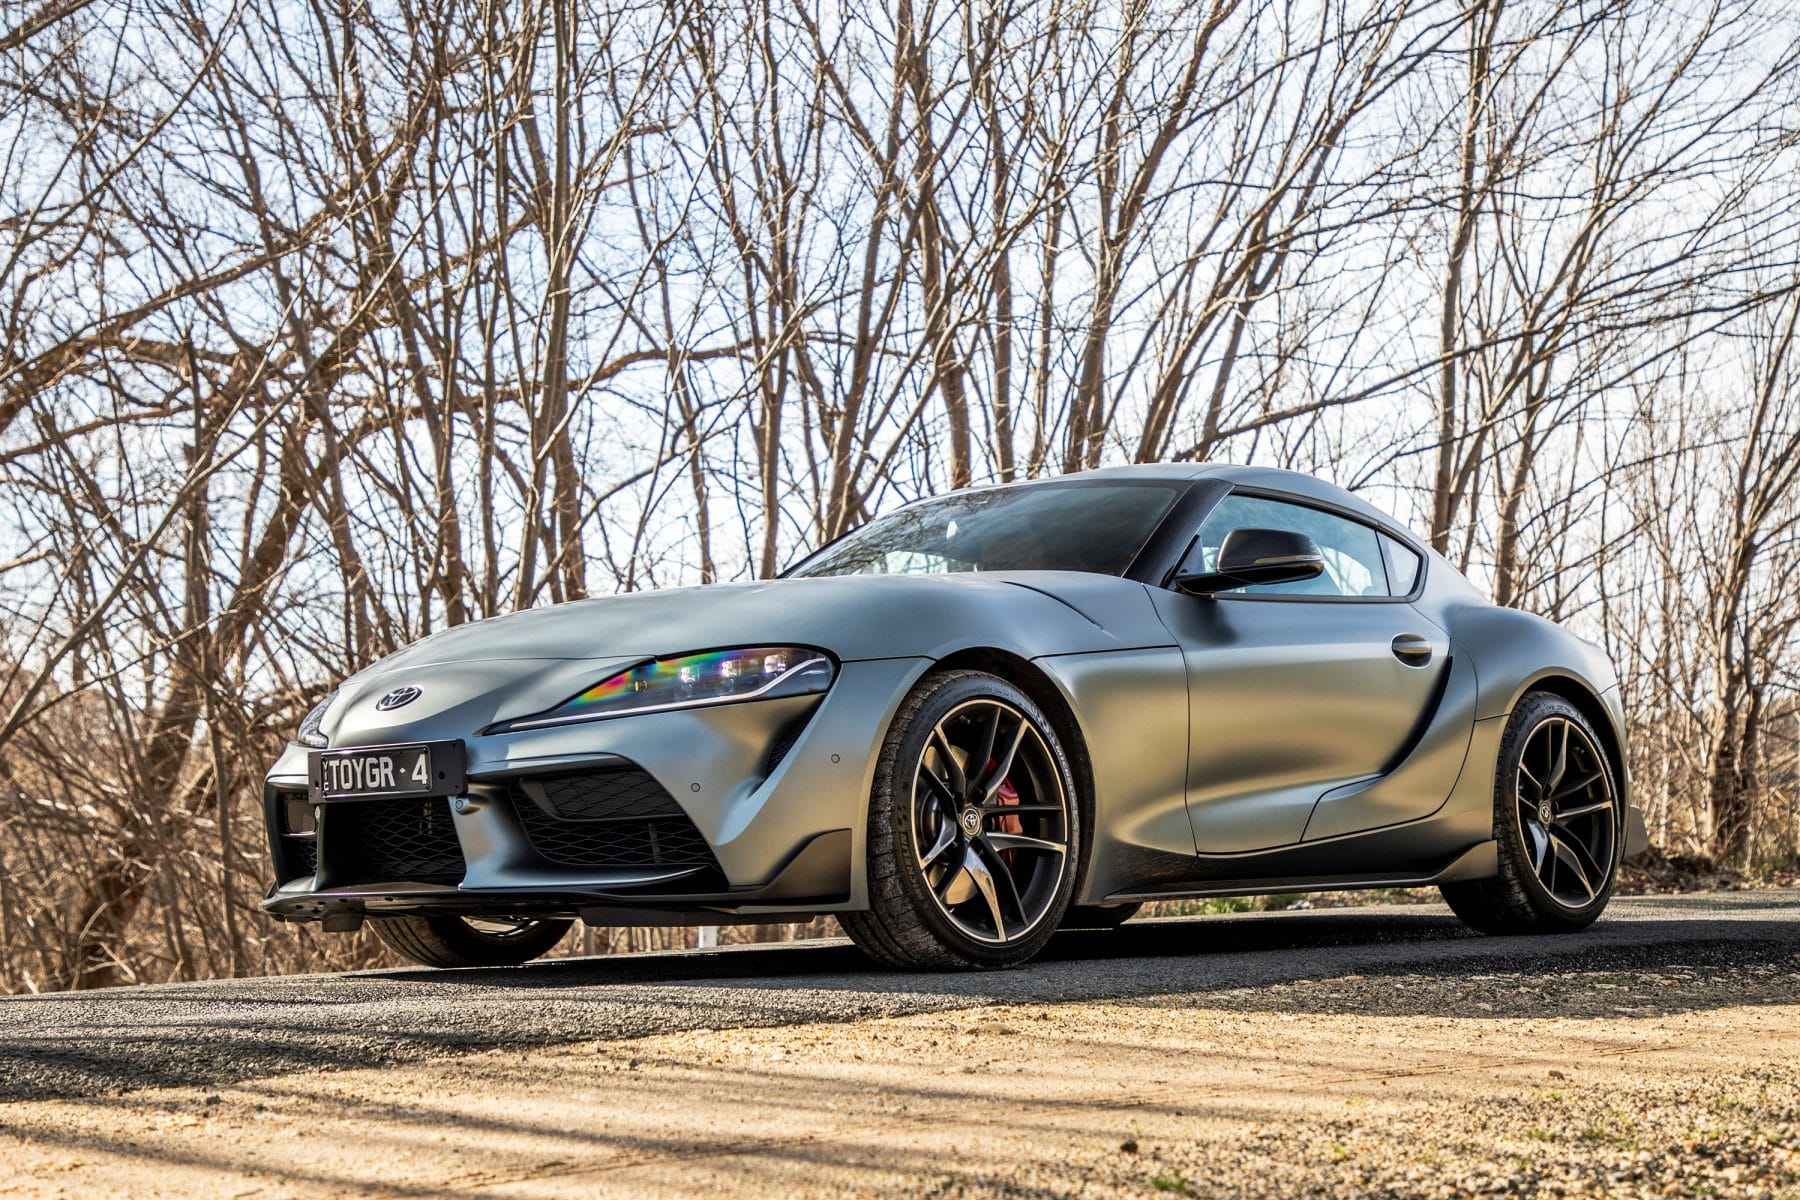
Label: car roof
xmin=973 ymin=463 xmax=1409 ymax=539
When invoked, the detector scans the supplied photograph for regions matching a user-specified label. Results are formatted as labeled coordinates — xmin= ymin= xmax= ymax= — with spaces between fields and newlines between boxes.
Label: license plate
xmin=308 ymin=740 xmax=466 ymax=801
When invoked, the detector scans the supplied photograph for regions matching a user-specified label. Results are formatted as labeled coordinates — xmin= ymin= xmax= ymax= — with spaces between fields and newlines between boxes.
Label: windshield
xmin=790 ymin=481 xmax=1181 ymax=579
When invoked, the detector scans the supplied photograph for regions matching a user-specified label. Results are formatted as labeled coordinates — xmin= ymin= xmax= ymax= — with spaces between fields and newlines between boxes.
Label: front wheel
xmin=1440 ymin=692 xmax=1622 ymax=935
xmin=371 ymin=914 xmax=573 ymax=968
xmin=841 ymin=670 xmax=1081 ymax=970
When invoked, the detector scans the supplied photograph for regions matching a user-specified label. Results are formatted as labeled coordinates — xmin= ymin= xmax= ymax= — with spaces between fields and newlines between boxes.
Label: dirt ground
xmin=1 ymin=956 xmax=1796 ymax=1199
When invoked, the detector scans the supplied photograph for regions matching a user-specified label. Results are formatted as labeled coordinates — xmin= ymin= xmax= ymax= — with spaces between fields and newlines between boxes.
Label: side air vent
xmin=764 ymin=701 xmax=824 ymax=777
xmin=765 ymin=717 xmax=807 ymax=776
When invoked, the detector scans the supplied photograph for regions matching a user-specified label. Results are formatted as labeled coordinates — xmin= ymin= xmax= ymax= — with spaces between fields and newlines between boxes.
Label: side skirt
xmin=1102 ymin=839 xmax=1498 ymax=904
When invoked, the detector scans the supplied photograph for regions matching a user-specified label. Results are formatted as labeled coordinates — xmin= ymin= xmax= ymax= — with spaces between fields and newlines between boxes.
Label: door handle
xmin=1391 ymin=633 xmax=1433 ymax=665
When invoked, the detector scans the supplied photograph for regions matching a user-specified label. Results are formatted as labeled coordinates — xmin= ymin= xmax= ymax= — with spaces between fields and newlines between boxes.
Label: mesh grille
xmin=343 ymin=797 xmax=465 ymax=884
xmin=514 ymin=796 xmax=719 ymax=871
xmin=533 ymin=768 xmax=682 ymax=821
xmin=765 ymin=718 xmax=806 ymax=775
xmin=288 ymin=835 xmax=318 ymax=879
xmin=514 ymin=764 xmax=718 ymax=871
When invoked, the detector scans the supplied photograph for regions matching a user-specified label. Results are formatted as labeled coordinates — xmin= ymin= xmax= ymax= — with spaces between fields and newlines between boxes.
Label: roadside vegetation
xmin=2 ymin=0 xmax=1800 ymax=991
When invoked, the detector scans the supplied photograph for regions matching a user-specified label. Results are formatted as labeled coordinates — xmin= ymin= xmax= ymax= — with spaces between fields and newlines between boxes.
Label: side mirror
xmin=1174 ymin=527 xmax=1325 ymax=596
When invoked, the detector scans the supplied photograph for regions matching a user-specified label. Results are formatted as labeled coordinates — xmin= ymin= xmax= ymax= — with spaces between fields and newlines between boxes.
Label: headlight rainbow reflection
xmin=503 ymin=647 xmax=834 ymax=730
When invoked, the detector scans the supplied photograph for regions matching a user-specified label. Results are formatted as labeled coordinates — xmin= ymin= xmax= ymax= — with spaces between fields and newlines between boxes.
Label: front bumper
xmin=261 ymin=656 xmax=931 ymax=922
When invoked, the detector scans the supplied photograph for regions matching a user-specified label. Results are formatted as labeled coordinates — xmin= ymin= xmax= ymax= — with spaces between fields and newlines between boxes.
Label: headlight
xmin=297 ymin=690 xmax=336 ymax=748
xmin=497 ymin=647 xmax=834 ymax=731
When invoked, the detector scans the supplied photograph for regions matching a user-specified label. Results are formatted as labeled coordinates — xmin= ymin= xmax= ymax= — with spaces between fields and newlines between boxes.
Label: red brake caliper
xmin=989 ymin=768 xmax=1023 ymax=865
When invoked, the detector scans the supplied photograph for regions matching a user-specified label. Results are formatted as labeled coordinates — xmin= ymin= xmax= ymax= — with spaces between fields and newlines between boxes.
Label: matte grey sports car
xmin=261 ymin=464 xmax=1648 ymax=970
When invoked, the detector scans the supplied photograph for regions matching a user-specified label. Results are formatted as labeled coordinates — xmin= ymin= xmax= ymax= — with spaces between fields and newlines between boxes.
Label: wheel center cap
xmin=960 ymin=807 xmax=983 ymax=837
xmin=1538 ymin=801 xmax=1553 ymax=825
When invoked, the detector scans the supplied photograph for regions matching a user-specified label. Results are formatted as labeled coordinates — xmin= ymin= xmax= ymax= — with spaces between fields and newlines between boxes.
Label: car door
xmin=1148 ymin=491 xmax=1450 ymax=854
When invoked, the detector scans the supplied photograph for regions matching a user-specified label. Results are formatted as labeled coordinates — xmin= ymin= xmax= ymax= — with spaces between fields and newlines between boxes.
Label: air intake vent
xmin=524 ymin=768 xmax=683 ymax=822
xmin=512 ymin=764 xmax=720 ymax=874
xmin=515 ymin=804 xmax=719 ymax=869
xmin=288 ymin=833 xmax=318 ymax=880
xmin=340 ymin=797 xmax=465 ymax=884
xmin=272 ymin=787 xmax=317 ymax=882
xmin=765 ymin=716 xmax=808 ymax=776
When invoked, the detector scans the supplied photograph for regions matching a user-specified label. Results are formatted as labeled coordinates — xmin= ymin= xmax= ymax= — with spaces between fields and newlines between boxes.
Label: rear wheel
xmin=371 ymin=914 xmax=573 ymax=968
xmin=1441 ymin=692 xmax=1621 ymax=935
xmin=841 ymin=671 xmax=1080 ymax=970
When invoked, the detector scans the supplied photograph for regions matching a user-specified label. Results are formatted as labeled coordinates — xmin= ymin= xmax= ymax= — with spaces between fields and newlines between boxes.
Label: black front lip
xmin=260 ymin=827 xmax=853 ymax=921
xmin=260 ymin=870 xmax=717 ymax=920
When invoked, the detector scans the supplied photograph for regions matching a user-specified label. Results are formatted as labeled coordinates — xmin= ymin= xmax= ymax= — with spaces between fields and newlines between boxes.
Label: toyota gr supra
xmin=261 ymin=464 xmax=1649 ymax=970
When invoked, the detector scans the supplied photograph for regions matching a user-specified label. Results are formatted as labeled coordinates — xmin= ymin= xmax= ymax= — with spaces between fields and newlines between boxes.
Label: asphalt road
xmin=3 ymin=891 xmax=1795 ymax=1104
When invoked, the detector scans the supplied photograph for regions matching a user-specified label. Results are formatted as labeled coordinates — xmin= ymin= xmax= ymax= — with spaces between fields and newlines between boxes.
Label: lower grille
xmin=531 ymin=768 xmax=684 ymax=821
xmin=513 ymin=765 xmax=719 ymax=873
xmin=516 ymin=804 xmax=718 ymax=868
xmin=341 ymin=797 xmax=465 ymax=884
xmin=289 ymin=834 xmax=318 ymax=878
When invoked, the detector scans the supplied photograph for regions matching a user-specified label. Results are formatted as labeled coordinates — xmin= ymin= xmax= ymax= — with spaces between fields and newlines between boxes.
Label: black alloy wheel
xmin=1514 ymin=714 xmax=1618 ymax=907
xmin=1441 ymin=691 xmax=1622 ymax=935
xmin=910 ymin=695 xmax=1072 ymax=945
xmin=842 ymin=670 xmax=1080 ymax=969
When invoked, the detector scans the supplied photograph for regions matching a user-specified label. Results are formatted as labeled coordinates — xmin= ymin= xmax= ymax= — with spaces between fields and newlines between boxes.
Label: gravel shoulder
xmin=3 ymin=892 xmax=1797 ymax=1103
xmin=1 ymin=892 xmax=1796 ymax=1197
xmin=2 ymin=960 xmax=1795 ymax=1198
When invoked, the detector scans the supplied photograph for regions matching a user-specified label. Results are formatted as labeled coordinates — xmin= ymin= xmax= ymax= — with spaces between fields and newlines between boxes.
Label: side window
xmin=1381 ymin=534 xmax=1424 ymax=595
xmin=1188 ymin=494 xmax=1390 ymax=598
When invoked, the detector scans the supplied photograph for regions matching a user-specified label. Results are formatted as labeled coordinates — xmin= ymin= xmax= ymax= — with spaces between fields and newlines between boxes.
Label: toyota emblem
xmin=375 ymin=685 xmax=422 ymax=712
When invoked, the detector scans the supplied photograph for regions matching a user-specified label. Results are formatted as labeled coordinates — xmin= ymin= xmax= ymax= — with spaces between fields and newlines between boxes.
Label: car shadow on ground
xmin=376 ymin=908 xmax=1473 ymax=987
xmin=368 ymin=905 xmax=1800 ymax=1016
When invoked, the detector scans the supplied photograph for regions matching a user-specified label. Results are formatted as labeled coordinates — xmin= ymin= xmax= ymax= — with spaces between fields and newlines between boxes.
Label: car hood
xmin=319 ymin=572 xmax=1170 ymax=743
xmin=364 ymin=572 xmax=1167 ymax=671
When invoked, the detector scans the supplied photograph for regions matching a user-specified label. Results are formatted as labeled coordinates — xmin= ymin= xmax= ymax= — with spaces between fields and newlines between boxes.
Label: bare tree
xmin=3 ymin=0 xmax=1800 ymax=992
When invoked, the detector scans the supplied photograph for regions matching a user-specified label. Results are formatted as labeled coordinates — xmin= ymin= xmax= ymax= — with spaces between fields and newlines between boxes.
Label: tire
xmin=1061 ymin=902 xmax=1142 ymax=930
xmin=371 ymin=914 xmax=573 ymax=968
xmin=1440 ymin=691 xmax=1623 ymax=935
xmin=840 ymin=670 xmax=1082 ymax=970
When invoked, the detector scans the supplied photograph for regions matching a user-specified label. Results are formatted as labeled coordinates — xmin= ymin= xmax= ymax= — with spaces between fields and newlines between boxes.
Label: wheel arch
xmin=1449 ymin=604 xmax=1628 ymax=811
xmin=1510 ymin=673 xmax=1630 ymax=810
xmin=928 ymin=646 xmax=1100 ymax=898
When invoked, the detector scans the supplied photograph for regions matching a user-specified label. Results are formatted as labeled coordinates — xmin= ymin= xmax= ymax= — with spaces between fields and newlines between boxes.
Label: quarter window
xmin=1188 ymin=494 xmax=1390 ymax=598
xmin=1381 ymin=534 xmax=1424 ymax=595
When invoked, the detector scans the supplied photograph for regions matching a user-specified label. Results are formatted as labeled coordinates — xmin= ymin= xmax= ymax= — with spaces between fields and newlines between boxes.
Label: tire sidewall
xmin=440 ymin=915 xmax=569 ymax=957
xmin=374 ymin=913 xmax=571 ymax=968
xmin=877 ymin=671 xmax=1082 ymax=967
